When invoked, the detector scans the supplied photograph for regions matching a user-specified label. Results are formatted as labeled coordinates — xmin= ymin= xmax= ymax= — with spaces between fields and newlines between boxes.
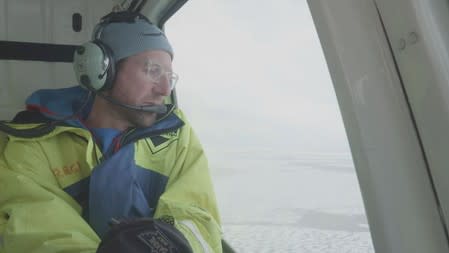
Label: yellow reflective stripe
xmin=179 ymin=220 xmax=212 ymax=253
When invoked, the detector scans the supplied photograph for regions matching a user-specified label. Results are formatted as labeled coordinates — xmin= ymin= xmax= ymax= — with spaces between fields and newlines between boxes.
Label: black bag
xmin=96 ymin=218 xmax=193 ymax=253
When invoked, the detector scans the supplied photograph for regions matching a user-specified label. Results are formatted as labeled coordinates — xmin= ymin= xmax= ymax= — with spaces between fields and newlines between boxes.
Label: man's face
xmin=108 ymin=50 xmax=173 ymax=128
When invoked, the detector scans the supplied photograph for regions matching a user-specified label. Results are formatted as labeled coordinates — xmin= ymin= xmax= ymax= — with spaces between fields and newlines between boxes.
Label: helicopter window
xmin=167 ymin=1 xmax=375 ymax=252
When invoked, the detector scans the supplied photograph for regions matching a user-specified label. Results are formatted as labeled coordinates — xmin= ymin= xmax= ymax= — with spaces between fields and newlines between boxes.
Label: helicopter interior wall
xmin=308 ymin=0 xmax=449 ymax=252
xmin=375 ymin=0 xmax=449 ymax=236
xmin=0 ymin=0 xmax=111 ymax=120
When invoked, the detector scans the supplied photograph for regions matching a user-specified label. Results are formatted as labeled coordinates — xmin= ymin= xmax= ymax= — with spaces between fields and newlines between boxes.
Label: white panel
xmin=49 ymin=0 xmax=113 ymax=44
xmin=8 ymin=61 xmax=51 ymax=102
xmin=4 ymin=0 xmax=115 ymax=44
xmin=0 ymin=0 xmax=6 ymax=40
xmin=0 ymin=61 xmax=11 ymax=105
xmin=7 ymin=0 xmax=46 ymax=42
xmin=50 ymin=63 xmax=78 ymax=88
xmin=308 ymin=0 xmax=449 ymax=252
xmin=50 ymin=0 xmax=89 ymax=44
xmin=375 ymin=0 xmax=449 ymax=233
xmin=0 ymin=61 xmax=18 ymax=120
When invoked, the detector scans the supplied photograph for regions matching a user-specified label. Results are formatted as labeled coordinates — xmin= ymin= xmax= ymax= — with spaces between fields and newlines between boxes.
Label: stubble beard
xmin=122 ymin=108 xmax=157 ymax=128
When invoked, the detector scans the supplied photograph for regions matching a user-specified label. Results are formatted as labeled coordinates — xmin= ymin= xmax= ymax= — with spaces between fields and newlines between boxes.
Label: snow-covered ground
xmin=210 ymin=150 xmax=375 ymax=253
xmin=223 ymin=226 xmax=373 ymax=253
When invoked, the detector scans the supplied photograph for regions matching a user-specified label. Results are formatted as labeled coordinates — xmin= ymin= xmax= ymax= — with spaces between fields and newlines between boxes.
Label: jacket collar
xmin=20 ymin=86 xmax=184 ymax=140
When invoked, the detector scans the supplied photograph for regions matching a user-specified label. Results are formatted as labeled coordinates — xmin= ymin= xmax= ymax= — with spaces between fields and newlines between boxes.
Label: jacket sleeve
xmin=0 ymin=135 xmax=100 ymax=253
xmin=154 ymin=113 xmax=223 ymax=253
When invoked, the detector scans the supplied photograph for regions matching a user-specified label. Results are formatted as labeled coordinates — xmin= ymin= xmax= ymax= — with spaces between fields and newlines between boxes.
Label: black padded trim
xmin=0 ymin=111 xmax=55 ymax=138
xmin=0 ymin=121 xmax=55 ymax=138
xmin=0 ymin=41 xmax=77 ymax=62
xmin=12 ymin=110 xmax=52 ymax=124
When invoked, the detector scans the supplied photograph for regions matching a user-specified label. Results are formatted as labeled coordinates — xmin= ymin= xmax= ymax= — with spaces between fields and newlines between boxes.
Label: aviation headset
xmin=73 ymin=11 xmax=171 ymax=92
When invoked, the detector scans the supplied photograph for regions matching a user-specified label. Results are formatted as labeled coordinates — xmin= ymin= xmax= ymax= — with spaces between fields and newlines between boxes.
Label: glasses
xmin=144 ymin=60 xmax=179 ymax=90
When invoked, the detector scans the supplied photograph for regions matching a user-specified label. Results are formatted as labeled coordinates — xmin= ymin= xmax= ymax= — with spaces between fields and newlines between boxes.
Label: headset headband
xmin=94 ymin=11 xmax=152 ymax=40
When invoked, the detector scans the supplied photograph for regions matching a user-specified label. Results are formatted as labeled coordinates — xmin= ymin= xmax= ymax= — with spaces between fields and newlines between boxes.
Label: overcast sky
xmin=165 ymin=0 xmax=351 ymax=155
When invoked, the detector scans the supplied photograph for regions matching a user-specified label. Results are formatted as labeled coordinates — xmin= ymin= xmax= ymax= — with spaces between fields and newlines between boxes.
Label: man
xmin=0 ymin=11 xmax=222 ymax=253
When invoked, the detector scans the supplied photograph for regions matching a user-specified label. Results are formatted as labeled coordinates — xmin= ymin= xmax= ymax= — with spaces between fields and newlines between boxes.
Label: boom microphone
xmin=97 ymin=92 xmax=167 ymax=114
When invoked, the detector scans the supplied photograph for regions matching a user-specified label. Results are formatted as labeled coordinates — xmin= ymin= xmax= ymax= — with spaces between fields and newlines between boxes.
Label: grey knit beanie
xmin=94 ymin=16 xmax=173 ymax=61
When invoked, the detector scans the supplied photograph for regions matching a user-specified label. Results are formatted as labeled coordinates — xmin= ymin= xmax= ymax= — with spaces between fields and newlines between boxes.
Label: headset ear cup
xmin=94 ymin=41 xmax=116 ymax=91
xmin=73 ymin=41 xmax=114 ymax=91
